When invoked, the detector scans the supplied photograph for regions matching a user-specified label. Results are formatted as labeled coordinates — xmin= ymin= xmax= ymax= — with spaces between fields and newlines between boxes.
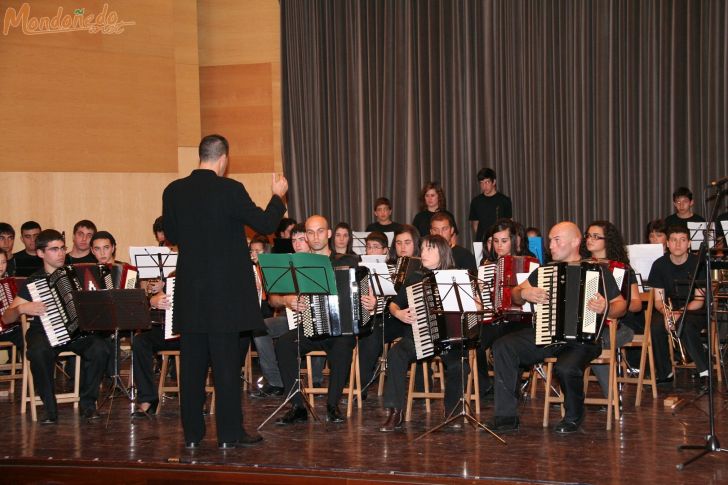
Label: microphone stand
xmin=676 ymin=184 xmax=728 ymax=470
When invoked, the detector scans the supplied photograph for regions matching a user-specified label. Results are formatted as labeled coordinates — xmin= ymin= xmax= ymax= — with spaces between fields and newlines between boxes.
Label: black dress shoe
xmin=131 ymin=400 xmax=159 ymax=418
xmin=379 ymin=408 xmax=403 ymax=432
xmin=656 ymin=374 xmax=674 ymax=385
xmin=40 ymin=413 xmax=58 ymax=425
xmin=251 ymin=384 xmax=285 ymax=398
xmin=326 ymin=404 xmax=344 ymax=423
xmin=554 ymin=415 xmax=584 ymax=434
xmin=185 ymin=441 xmax=201 ymax=449
xmin=276 ymin=405 xmax=308 ymax=425
xmin=82 ymin=407 xmax=101 ymax=421
xmin=219 ymin=433 xmax=263 ymax=448
xmin=485 ymin=416 xmax=519 ymax=433
xmin=699 ymin=376 xmax=710 ymax=393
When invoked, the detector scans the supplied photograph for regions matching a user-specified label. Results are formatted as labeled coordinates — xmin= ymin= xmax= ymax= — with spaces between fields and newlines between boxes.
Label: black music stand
xmin=674 ymin=186 xmax=728 ymax=469
xmin=75 ymin=289 xmax=152 ymax=423
xmin=413 ymin=272 xmax=506 ymax=444
xmin=256 ymin=253 xmax=337 ymax=429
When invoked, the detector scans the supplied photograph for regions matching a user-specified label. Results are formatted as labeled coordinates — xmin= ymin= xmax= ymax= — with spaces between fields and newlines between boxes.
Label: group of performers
xmin=0 ymin=135 xmax=720 ymax=449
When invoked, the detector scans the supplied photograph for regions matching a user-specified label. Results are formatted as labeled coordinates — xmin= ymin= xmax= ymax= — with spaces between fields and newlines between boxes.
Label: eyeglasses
xmin=365 ymin=244 xmax=385 ymax=251
xmin=584 ymin=233 xmax=606 ymax=241
xmin=44 ymin=246 xmax=67 ymax=253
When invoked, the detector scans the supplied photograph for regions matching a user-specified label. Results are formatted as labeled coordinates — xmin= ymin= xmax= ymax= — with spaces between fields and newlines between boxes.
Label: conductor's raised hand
xmin=272 ymin=173 xmax=289 ymax=199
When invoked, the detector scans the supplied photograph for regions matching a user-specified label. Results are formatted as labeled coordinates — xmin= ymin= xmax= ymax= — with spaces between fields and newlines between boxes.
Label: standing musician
xmin=3 ymin=229 xmax=109 ymax=424
xmin=648 ymin=225 xmax=708 ymax=388
xmin=13 ymin=221 xmax=43 ymax=277
xmin=580 ymin=220 xmax=642 ymax=396
xmin=412 ymin=181 xmax=458 ymax=237
xmin=274 ymin=215 xmax=372 ymax=424
xmin=366 ymin=197 xmax=404 ymax=234
xmin=0 ymin=249 xmax=24 ymax=352
xmin=162 ymin=134 xmax=288 ymax=449
xmin=379 ymin=235 xmax=473 ymax=432
xmin=487 ymin=222 xmax=626 ymax=434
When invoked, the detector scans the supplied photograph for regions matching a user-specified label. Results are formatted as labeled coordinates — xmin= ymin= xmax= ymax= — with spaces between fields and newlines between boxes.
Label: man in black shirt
xmin=0 ymin=223 xmax=17 ymax=276
xmin=275 ymin=215 xmax=366 ymax=425
xmin=430 ymin=212 xmax=476 ymax=273
xmin=366 ymin=197 xmax=403 ymax=234
xmin=647 ymin=225 xmax=708 ymax=387
xmin=664 ymin=187 xmax=705 ymax=229
xmin=487 ymin=222 xmax=626 ymax=434
xmin=13 ymin=221 xmax=43 ymax=277
xmin=65 ymin=220 xmax=97 ymax=264
xmin=469 ymin=168 xmax=513 ymax=243
xmin=3 ymin=229 xmax=109 ymax=424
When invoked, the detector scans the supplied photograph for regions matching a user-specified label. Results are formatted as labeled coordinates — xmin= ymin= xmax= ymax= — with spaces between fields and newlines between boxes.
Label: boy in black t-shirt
xmin=664 ymin=187 xmax=705 ymax=229
xmin=0 ymin=223 xmax=17 ymax=276
xmin=13 ymin=221 xmax=43 ymax=277
xmin=648 ymin=225 xmax=708 ymax=387
xmin=366 ymin=197 xmax=403 ymax=234
xmin=469 ymin=168 xmax=513 ymax=243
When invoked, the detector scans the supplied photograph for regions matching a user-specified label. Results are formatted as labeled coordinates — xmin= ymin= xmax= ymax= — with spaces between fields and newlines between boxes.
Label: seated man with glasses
xmin=3 ymin=229 xmax=110 ymax=424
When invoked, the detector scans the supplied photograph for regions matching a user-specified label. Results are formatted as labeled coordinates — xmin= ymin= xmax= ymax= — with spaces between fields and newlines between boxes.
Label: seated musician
xmin=478 ymin=219 xmax=538 ymax=397
xmin=430 ymin=212 xmax=476 ymax=273
xmin=0 ymin=223 xmax=17 ymax=276
xmin=65 ymin=220 xmax=97 ymax=264
xmin=3 ymin=229 xmax=110 ymax=423
xmin=131 ymin=287 xmax=174 ymax=417
xmin=274 ymin=215 xmax=372 ymax=424
xmin=0 ymin=249 xmax=24 ymax=353
xmin=645 ymin=218 xmax=668 ymax=251
xmin=580 ymin=220 xmax=642 ymax=397
xmin=648 ymin=225 xmax=708 ymax=389
xmin=13 ymin=221 xmax=43 ymax=277
xmin=357 ymin=231 xmax=391 ymax=396
xmin=380 ymin=235 xmax=472 ymax=432
xmin=331 ymin=222 xmax=355 ymax=256
xmin=488 ymin=222 xmax=626 ymax=434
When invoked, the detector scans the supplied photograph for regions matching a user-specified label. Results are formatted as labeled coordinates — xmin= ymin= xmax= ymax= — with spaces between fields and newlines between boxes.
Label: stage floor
xmin=1 ymin=363 xmax=727 ymax=484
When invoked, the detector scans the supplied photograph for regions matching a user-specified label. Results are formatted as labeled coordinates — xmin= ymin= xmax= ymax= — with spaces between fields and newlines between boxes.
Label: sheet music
xmin=434 ymin=270 xmax=477 ymax=312
xmin=472 ymin=242 xmax=483 ymax=265
xmin=687 ymin=221 xmax=715 ymax=250
xmin=359 ymin=261 xmax=397 ymax=296
xmin=129 ymin=246 xmax=178 ymax=278
xmin=626 ymin=244 xmax=664 ymax=283
xmin=361 ymin=254 xmax=387 ymax=264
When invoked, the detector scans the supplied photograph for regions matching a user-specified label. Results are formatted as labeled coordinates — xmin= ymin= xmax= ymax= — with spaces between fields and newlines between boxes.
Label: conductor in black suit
xmin=162 ymin=134 xmax=288 ymax=449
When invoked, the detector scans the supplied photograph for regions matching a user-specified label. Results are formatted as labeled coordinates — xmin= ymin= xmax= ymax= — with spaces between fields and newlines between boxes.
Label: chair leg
xmin=542 ymin=362 xmax=554 ymax=428
xmin=73 ymin=354 xmax=81 ymax=410
xmin=346 ymin=347 xmax=356 ymax=418
xmin=405 ymin=362 xmax=416 ymax=422
xmin=157 ymin=354 xmax=169 ymax=414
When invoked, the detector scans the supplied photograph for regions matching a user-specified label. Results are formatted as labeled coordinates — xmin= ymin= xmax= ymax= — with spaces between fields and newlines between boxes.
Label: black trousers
xmin=0 ymin=326 xmax=24 ymax=353
xmin=179 ymin=332 xmax=250 ymax=444
xmin=25 ymin=326 xmax=109 ymax=415
xmin=357 ymin=314 xmax=407 ymax=390
xmin=383 ymin=327 xmax=469 ymax=413
xmin=651 ymin=312 xmax=708 ymax=378
xmin=132 ymin=326 xmax=180 ymax=403
xmin=492 ymin=327 xmax=600 ymax=421
xmin=478 ymin=320 xmax=532 ymax=391
xmin=275 ymin=329 xmax=355 ymax=407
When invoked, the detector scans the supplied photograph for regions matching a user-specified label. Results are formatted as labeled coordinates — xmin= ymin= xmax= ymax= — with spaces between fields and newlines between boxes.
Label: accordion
xmin=533 ymin=261 xmax=606 ymax=346
xmin=595 ymin=259 xmax=629 ymax=300
xmin=407 ymin=276 xmax=481 ymax=360
xmin=163 ymin=276 xmax=178 ymax=340
xmin=26 ymin=266 xmax=82 ymax=347
xmin=287 ymin=267 xmax=373 ymax=338
xmin=495 ymin=255 xmax=540 ymax=313
xmin=0 ymin=277 xmax=20 ymax=332
xmin=393 ymin=256 xmax=422 ymax=292
xmin=73 ymin=262 xmax=138 ymax=291
xmin=477 ymin=263 xmax=497 ymax=323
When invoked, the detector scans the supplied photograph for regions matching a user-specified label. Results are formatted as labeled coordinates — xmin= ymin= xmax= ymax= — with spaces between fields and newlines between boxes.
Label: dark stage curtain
xmin=281 ymin=0 xmax=728 ymax=245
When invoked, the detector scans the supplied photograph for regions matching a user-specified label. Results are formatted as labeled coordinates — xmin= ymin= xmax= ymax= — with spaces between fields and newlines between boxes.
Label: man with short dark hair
xmin=366 ymin=197 xmax=403 ymax=234
xmin=648 ymin=225 xmax=708 ymax=388
xmin=664 ymin=187 xmax=705 ymax=229
xmin=0 ymin=223 xmax=17 ymax=276
xmin=469 ymin=168 xmax=513 ymax=242
xmin=163 ymin=133 xmax=288 ymax=449
xmin=430 ymin=212 xmax=476 ymax=272
xmin=274 ymin=215 xmax=367 ymax=425
xmin=13 ymin=221 xmax=43 ymax=277
xmin=65 ymin=220 xmax=97 ymax=264
xmin=3 ymin=229 xmax=109 ymax=424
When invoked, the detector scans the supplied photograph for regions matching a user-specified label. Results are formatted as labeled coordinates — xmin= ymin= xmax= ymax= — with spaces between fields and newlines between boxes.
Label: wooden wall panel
xmin=0 ymin=172 xmax=177 ymax=262
xmin=197 ymin=0 xmax=280 ymax=67
xmin=199 ymin=64 xmax=275 ymax=173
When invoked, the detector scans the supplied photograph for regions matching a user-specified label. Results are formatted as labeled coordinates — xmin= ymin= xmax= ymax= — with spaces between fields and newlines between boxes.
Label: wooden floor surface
xmin=0 ymin=358 xmax=727 ymax=484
